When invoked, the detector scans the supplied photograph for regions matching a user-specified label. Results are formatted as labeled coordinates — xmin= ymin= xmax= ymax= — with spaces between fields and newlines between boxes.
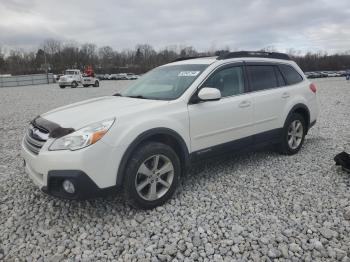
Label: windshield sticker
xmin=178 ymin=71 xmax=200 ymax=77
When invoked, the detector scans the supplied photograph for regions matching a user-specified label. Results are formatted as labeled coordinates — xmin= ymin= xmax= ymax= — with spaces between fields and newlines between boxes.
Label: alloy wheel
xmin=287 ymin=120 xmax=304 ymax=149
xmin=135 ymin=154 xmax=174 ymax=201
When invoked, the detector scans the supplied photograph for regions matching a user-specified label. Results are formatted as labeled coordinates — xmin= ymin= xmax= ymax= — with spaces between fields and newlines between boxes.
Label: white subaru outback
xmin=22 ymin=51 xmax=318 ymax=209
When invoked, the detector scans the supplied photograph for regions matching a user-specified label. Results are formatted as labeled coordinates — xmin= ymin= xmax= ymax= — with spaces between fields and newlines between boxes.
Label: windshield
xmin=121 ymin=64 xmax=208 ymax=100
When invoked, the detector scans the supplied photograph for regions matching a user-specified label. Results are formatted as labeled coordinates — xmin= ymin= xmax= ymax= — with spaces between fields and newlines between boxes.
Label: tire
xmin=123 ymin=142 xmax=181 ymax=209
xmin=93 ymin=81 xmax=99 ymax=87
xmin=71 ymin=81 xmax=78 ymax=88
xmin=279 ymin=113 xmax=306 ymax=155
xmin=83 ymin=84 xmax=89 ymax=87
xmin=59 ymin=85 xmax=65 ymax=89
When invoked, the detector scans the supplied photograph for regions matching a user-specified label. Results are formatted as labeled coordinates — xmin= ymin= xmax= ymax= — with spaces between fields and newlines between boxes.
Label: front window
xmin=65 ymin=71 xmax=76 ymax=75
xmin=202 ymin=66 xmax=245 ymax=97
xmin=121 ymin=64 xmax=208 ymax=100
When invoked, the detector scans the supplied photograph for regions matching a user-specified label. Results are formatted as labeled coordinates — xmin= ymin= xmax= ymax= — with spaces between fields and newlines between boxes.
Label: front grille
xmin=24 ymin=124 xmax=49 ymax=155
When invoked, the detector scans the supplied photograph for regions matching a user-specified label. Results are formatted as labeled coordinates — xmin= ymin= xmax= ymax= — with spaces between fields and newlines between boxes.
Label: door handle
xmin=282 ymin=92 xmax=290 ymax=99
xmin=239 ymin=100 xmax=251 ymax=108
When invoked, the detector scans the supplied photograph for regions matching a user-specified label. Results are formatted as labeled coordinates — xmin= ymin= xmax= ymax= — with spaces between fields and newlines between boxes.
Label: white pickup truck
xmin=58 ymin=69 xmax=99 ymax=88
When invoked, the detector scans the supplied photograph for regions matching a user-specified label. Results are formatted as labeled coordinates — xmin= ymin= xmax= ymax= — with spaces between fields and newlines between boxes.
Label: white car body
xmin=126 ymin=73 xmax=139 ymax=80
xmin=108 ymin=74 xmax=117 ymax=80
xmin=58 ymin=69 xmax=82 ymax=87
xmin=58 ymin=69 xmax=99 ymax=88
xmin=22 ymin=53 xmax=318 ymax=204
xmin=327 ymin=72 xmax=339 ymax=77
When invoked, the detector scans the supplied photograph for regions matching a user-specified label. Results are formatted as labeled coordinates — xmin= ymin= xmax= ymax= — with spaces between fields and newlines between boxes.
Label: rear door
xmin=246 ymin=63 xmax=287 ymax=141
xmin=188 ymin=63 xmax=254 ymax=154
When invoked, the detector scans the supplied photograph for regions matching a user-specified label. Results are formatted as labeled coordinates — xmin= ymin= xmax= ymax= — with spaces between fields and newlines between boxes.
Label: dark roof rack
xmin=172 ymin=56 xmax=212 ymax=62
xmin=217 ymin=51 xmax=291 ymax=61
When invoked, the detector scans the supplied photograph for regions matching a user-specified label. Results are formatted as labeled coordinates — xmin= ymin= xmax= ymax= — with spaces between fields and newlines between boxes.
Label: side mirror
xmin=197 ymin=87 xmax=221 ymax=101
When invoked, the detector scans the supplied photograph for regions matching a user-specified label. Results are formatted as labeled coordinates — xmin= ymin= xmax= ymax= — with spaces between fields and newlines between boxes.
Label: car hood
xmin=41 ymin=96 xmax=168 ymax=129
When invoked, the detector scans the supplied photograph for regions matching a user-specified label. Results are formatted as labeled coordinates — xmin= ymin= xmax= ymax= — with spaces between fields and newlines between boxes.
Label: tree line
xmin=0 ymin=39 xmax=350 ymax=76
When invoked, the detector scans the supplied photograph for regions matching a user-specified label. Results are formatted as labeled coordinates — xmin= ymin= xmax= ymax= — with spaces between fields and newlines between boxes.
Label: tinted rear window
xmin=247 ymin=65 xmax=278 ymax=91
xmin=279 ymin=64 xmax=303 ymax=85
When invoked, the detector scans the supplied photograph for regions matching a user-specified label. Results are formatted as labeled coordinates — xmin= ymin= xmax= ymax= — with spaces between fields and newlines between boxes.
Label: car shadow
xmin=38 ymin=137 xmax=327 ymax=217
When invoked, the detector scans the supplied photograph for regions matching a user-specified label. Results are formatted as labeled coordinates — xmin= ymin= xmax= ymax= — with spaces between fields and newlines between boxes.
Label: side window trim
xmin=242 ymin=61 xmax=251 ymax=93
xmin=273 ymin=65 xmax=286 ymax=87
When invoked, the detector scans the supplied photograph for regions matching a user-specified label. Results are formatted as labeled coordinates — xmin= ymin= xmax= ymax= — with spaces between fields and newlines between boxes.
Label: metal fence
xmin=0 ymin=73 xmax=55 ymax=88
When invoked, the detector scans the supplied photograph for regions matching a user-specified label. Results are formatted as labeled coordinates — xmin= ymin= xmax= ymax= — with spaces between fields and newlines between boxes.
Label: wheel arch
xmin=116 ymin=128 xmax=190 ymax=187
xmin=285 ymin=103 xmax=311 ymax=131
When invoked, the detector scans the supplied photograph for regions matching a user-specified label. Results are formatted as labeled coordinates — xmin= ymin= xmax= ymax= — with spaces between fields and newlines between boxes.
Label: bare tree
xmin=180 ymin=46 xmax=197 ymax=57
xmin=0 ymin=46 xmax=6 ymax=74
xmin=42 ymin=39 xmax=62 ymax=56
xmin=2 ymin=40 xmax=350 ymax=75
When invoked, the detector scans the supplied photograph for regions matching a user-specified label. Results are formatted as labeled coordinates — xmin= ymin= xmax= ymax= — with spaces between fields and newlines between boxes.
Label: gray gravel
xmin=1 ymin=78 xmax=350 ymax=261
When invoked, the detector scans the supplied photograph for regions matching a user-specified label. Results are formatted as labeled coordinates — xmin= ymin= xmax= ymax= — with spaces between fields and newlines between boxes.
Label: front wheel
xmin=123 ymin=142 xmax=181 ymax=209
xmin=279 ymin=113 xmax=306 ymax=155
xmin=71 ymin=81 xmax=78 ymax=88
xmin=93 ymin=81 xmax=99 ymax=87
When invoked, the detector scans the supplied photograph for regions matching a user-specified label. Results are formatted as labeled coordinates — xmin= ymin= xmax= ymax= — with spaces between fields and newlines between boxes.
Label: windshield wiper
xmin=126 ymin=95 xmax=148 ymax=99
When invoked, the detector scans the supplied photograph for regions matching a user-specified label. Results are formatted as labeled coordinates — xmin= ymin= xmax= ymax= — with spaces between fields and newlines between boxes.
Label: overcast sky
xmin=1 ymin=0 xmax=350 ymax=53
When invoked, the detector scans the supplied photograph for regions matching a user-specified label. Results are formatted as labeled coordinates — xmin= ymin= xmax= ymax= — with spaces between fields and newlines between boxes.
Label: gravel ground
xmin=1 ymin=78 xmax=350 ymax=261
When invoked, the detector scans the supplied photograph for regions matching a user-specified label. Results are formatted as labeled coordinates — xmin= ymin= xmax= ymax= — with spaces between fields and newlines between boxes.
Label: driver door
xmin=188 ymin=64 xmax=254 ymax=156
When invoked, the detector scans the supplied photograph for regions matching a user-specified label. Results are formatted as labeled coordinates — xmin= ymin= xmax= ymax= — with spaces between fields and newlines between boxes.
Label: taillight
xmin=309 ymin=83 xmax=317 ymax=93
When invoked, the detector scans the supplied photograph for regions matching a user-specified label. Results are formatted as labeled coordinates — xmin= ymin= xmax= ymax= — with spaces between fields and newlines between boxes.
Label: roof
xmin=217 ymin=51 xmax=291 ymax=60
xmin=167 ymin=51 xmax=292 ymax=66
xmin=167 ymin=57 xmax=217 ymax=65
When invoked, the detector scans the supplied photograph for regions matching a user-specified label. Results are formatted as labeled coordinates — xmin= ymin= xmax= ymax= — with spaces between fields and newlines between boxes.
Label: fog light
xmin=62 ymin=180 xmax=75 ymax=194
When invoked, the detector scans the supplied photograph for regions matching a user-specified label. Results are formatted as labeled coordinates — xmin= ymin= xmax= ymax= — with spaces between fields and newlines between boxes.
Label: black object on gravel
xmin=334 ymin=151 xmax=350 ymax=173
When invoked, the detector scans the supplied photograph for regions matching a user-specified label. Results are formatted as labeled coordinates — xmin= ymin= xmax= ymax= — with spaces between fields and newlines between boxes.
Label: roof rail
xmin=172 ymin=56 xmax=212 ymax=62
xmin=217 ymin=51 xmax=291 ymax=61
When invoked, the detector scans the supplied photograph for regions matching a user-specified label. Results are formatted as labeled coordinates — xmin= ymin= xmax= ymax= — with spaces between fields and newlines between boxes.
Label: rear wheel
xmin=123 ymin=142 xmax=181 ymax=209
xmin=59 ymin=85 xmax=65 ymax=89
xmin=71 ymin=81 xmax=78 ymax=88
xmin=279 ymin=113 xmax=306 ymax=155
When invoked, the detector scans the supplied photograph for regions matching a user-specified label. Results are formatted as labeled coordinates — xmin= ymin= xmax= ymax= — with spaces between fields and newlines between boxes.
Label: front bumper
xmin=41 ymin=170 xmax=117 ymax=199
xmin=21 ymin=137 xmax=125 ymax=199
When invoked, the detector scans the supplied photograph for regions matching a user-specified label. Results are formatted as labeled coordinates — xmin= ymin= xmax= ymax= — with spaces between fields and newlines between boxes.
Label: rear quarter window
xmin=279 ymin=64 xmax=303 ymax=85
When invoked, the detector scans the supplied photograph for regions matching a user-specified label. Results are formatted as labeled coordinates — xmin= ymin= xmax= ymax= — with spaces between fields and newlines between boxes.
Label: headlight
xmin=49 ymin=118 xmax=115 ymax=151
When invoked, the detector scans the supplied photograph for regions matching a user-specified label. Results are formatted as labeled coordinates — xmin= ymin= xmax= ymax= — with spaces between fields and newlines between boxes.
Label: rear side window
xmin=279 ymin=64 xmax=303 ymax=85
xmin=247 ymin=65 xmax=278 ymax=91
